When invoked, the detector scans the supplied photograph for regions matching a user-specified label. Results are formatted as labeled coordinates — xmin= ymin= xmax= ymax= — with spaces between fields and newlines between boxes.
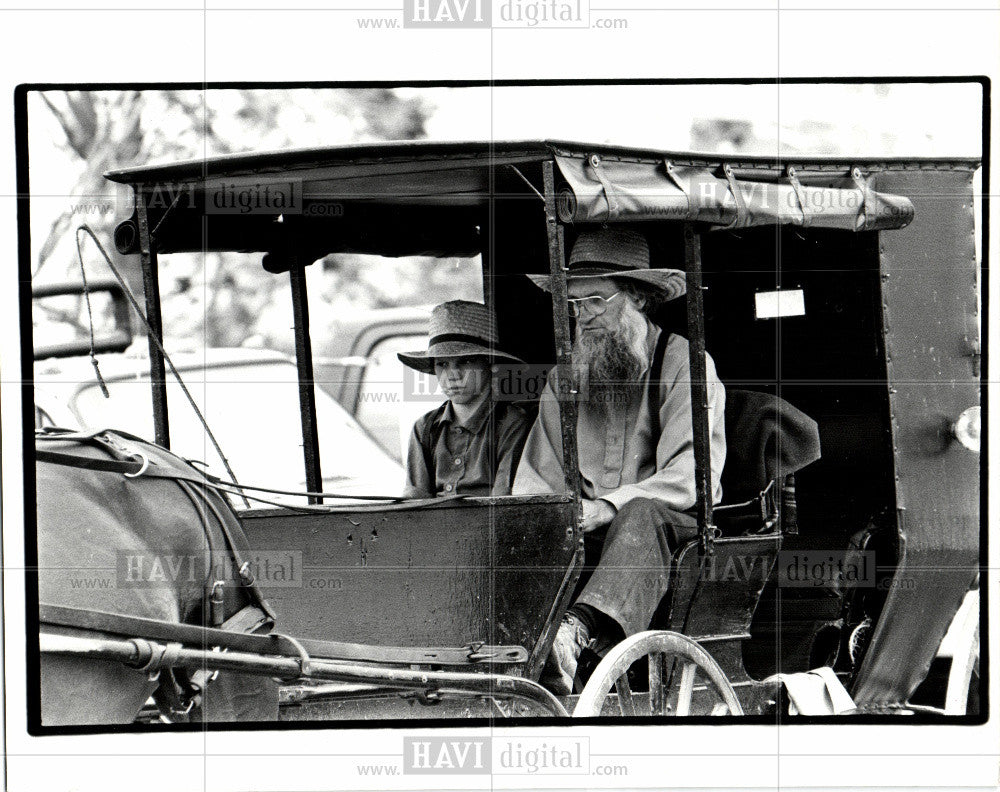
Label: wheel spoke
xmin=648 ymin=652 xmax=667 ymax=715
xmin=614 ymin=674 xmax=637 ymax=717
xmin=675 ymin=661 xmax=697 ymax=716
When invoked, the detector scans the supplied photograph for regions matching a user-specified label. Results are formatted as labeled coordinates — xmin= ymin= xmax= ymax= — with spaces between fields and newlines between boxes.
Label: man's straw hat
xmin=527 ymin=227 xmax=686 ymax=301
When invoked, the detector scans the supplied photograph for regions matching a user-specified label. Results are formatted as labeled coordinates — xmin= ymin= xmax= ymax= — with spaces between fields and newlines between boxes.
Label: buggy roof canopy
xmin=553 ymin=150 xmax=915 ymax=231
xmin=105 ymin=140 xmax=973 ymax=257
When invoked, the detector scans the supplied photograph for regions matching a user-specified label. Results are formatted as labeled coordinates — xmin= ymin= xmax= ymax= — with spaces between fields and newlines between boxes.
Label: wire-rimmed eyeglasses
xmin=567 ymin=292 xmax=622 ymax=318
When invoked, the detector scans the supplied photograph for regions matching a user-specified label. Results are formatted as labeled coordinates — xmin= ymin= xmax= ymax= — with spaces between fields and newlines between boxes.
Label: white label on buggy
xmin=755 ymin=288 xmax=805 ymax=319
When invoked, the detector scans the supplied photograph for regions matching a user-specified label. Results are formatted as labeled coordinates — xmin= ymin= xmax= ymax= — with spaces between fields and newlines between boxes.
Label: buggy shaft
xmin=40 ymin=632 xmax=568 ymax=716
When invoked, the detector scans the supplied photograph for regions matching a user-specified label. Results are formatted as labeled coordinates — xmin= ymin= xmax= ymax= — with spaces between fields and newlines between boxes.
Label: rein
xmin=36 ymin=428 xmax=462 ymax=510
xmin=75 ymin=225 xmax=247 ymax=505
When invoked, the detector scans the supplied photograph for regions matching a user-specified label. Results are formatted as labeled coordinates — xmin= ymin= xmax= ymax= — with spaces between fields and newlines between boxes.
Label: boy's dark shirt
xmin=403 ymin=397 xmax=531 ymax=498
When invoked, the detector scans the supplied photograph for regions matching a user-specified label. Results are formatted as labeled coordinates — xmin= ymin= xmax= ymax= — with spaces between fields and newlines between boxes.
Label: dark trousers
xmin=575 ymin=498 xmax=699 ymax=638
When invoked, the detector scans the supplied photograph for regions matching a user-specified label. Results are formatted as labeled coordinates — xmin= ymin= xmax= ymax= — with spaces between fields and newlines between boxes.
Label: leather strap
xmin=663 ymin=160 xmax=689 ymax=205
xmin=786 ymin=165 xmax=811 ymax=228
xmin=35 ymin=445 xmax=227 ymax=492
xmin=37 ymin=426 xmax=122 ymax=442
xmin=153 ymin=667 xmax=196 ymax=718
xmin=35 ymin=448 xmax=147 ymax=476
xmin=39 ymin=604 xmax=529 ymax=666
xmin=155 ymin=604 xmax=272 ymax=719
xmin=851 ymin=167 xmax=873 ymax=231
xmin=174 ymin=478 xmax=276 ymax=622
xmin=723 ymin=163 xmax=749 ymax=228
xmin=646 ymin=331 xmax=671 ymax=440
xmin=588 ymin=153 xmax=620 ymax=220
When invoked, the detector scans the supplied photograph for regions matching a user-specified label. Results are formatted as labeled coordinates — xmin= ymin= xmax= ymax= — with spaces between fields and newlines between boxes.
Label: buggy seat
xmin=715 ymin=389 xmax=822 ymax=536
xmin=650 ymin=390 xmax=821 ymax=690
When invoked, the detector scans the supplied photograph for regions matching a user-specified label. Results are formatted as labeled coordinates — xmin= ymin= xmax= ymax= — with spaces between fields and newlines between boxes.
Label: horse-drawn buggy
xmin=30 ymin=139 xmax=982 ymax=726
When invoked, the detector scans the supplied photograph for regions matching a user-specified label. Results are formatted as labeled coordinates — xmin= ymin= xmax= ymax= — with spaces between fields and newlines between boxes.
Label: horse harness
xmin=36 ymin=427 xmax=277 ymax=719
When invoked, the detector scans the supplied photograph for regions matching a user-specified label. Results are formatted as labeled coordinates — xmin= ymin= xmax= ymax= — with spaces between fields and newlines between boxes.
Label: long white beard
xmin=573 ymin=311 xmax=647 ymax=418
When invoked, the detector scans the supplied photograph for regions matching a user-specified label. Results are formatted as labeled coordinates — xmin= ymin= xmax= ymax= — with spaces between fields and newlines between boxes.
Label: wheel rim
xmin=573 ymin=630 xmax=743 ymax=717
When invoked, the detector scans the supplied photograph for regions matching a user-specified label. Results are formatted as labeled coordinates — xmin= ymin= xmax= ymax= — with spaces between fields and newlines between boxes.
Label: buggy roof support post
xmin=480 ymin=215 xmax=495 ymax=313
xmin=525 ymin=160 xmax=586 ymax=680
xmin=288 ymin=254 xmax=324 ymax=505
xmin=481 ymin=154 xmax=495 ymax=313
xmin=683 ymin=223 xmax=715 ymax=553
xmin=541 ymin=161 xmax=582 ymax=509
xmin=135 ymin=188 xmax=169 ymax=448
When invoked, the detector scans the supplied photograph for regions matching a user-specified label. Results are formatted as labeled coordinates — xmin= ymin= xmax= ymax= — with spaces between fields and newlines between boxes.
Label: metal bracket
xmin=272 ymin=632 xmax=314 ymax=679
xmin=122 ymin=452 xmax=150 ymax=479
xmin=238 ymin=561 xmax=256 ymax=586
xmin=209 ymin=581 xmax=226 ymax=627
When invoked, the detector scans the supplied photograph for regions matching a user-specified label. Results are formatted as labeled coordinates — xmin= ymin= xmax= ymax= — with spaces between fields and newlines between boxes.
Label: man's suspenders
xmin=647 ymin=331 xmax=671 ymax=439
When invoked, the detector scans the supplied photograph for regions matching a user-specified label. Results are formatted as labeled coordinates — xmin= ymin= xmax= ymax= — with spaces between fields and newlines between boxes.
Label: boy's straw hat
xmin=397 ymin=300 xmax=526 ymax=375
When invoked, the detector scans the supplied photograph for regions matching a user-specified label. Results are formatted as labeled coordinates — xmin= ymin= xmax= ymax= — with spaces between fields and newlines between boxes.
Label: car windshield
xmin=71 ymin=359 xmax=404 ymax=506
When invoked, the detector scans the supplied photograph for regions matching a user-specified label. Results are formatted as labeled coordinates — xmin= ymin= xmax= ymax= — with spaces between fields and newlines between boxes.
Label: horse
xmin=34 ymin=428 xmax=279 ymax=726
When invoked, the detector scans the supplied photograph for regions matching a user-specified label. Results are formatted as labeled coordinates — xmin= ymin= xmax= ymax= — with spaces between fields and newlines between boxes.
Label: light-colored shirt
xmin=404 ymin=397 xmax=531 ymax=498
xmin=512 ymin=323 xmax=726 ymax=511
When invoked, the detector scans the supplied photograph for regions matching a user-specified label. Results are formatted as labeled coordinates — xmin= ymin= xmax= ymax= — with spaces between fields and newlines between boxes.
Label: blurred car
xmin=314 ymin=306 xmax=444 ymax=463
xmin=33 ymin=345 xmax=405 ymax=507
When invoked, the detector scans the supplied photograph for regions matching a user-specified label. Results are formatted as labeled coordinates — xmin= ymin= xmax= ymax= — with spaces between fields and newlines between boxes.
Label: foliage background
xmin=29 ymin=88 xmax=479 ymax=358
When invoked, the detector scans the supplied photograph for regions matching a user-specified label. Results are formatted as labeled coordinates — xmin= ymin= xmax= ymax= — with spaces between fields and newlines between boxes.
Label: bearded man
xmin=512 ymin=226 xmax=726 ymax=695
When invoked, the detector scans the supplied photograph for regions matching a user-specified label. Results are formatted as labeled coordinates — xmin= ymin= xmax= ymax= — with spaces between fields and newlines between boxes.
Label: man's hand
xmin=580 ymin=498 xmax=617 ymax=533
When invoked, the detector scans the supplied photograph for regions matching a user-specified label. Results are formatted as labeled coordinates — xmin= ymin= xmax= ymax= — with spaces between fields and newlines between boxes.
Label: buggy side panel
xmin=239 ymin=497 xmax=579 ymax=673
xmin=851 ymin=167 xmax=981 ymax=709
xmin=658 ymin=534 xmax=781 ymax=690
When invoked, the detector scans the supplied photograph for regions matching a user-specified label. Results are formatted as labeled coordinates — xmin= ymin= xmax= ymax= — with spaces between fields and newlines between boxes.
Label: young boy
xmin=398 ymin=300 xmax=531 ymax=498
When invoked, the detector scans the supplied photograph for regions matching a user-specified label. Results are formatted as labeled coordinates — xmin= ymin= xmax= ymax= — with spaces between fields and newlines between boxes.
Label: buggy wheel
xmin=573 ymin=630 xmax=743 ymax=717
xmin=943 ymin=590 xmax=980 ymax=715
